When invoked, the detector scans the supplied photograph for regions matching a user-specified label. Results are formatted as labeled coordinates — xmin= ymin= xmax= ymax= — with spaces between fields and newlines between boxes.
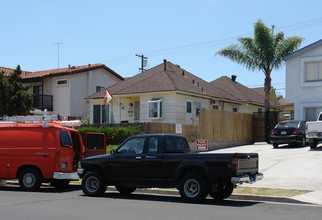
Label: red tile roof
xmin=0 ymin=66 xmax=31 ymax=76
xmin=20 ymin=63 xmax=124 ymax=81
xmin=86 ymin=60 xmax=237 ymax=101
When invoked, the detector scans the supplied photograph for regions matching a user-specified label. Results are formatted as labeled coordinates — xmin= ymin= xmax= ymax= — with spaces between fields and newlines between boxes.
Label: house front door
xmin=186 ymin=100 xmax=193 ymax=125
xmin=134 ymin=101 xmax=140 ymax=122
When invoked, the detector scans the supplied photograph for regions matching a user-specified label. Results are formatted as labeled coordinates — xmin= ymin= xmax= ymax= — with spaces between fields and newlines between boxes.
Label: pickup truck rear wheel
xmin=209 ymin=182 xmax=234 ymax=200
xmin=115 ymin=185 xmax=136 ymax=195
xmin=18 ymin=168 xmax=42 ymax=191
xmin=82 ymin=171 xmax=106 ymax=197
xmin=179 ymin=173 xmax=208 ymax=203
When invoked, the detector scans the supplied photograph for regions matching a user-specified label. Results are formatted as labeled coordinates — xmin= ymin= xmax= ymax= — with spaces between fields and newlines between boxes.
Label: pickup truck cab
xmin=78 ymin=134 xmax=263 ymax=202
xmin=306 ymin=112 xmax=322 ymax=149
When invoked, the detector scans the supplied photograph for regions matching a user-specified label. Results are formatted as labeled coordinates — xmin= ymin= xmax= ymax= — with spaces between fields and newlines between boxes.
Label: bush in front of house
xmin=76 ymin=126 xmax=144 ymax=146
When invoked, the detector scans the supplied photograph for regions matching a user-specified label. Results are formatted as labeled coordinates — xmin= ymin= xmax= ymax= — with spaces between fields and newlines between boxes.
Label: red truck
xmin=0 ymin=120 xmax=105 ymax=191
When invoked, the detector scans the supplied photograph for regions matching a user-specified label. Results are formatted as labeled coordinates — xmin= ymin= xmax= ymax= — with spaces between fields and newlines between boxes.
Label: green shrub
xmin=76 ymin=126 xmax=144 ymax=146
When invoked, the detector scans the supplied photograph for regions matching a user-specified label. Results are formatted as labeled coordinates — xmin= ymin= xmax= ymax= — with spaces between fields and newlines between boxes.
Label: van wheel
xmin=209 ymin=182 xmax=234 ymax=200
xmin=115 ymin=185 xmax=136 ymax=195
xmin=82 ymin=171 xmax=106 ymax=197
xmin=179 ymin=173 xmax=208 ymax=203
xmin=50 ymin=179 xmax=70 ymax=189
xmin=18 ymin=168 xmax=42 ymax=191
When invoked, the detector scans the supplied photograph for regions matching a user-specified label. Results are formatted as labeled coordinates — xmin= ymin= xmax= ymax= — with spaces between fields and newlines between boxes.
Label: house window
xmin=93 ymin=104 xmax=109 ymax=124
xmin=148 ymin=98 xmax=163 ymax=119
xmin=233 ymin=107 xmax=238 ymax=112
xmin=96 ymin=86 xmax=105 ymax=92
xmin=57 ymin=79 xmax=68 ymax=86
xmin=306 ymin=107 xmax=322 ymax=121
xmin=306 ymin=62 xmax=322 ymax=82
xmin=196 ymin=102 xmax=201 ymax=116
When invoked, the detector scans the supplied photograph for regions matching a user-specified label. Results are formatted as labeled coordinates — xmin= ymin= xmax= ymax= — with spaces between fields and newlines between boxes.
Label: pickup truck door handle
xmin=135 ymin=156 xmax=142 ymax=160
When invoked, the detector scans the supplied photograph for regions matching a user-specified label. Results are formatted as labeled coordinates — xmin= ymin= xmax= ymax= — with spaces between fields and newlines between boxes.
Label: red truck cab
xmin=0 ymin=120 xmax=105 ymax=191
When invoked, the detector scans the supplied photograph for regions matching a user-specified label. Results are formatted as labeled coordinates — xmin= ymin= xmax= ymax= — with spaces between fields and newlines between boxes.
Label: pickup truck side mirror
xmin=110 ymin=149 xmax=116 ymax=155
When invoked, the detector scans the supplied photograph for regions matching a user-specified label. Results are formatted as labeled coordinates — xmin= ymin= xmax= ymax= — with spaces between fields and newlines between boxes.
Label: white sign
xmin=175 ymin=124 xmax=182 ymax=134
xmin=196 ymin=140 xmax=208 ymax=151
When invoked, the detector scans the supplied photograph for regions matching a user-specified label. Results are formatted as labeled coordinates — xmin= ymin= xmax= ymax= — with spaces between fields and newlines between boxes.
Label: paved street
xmin=0 ymin=185 xmax=321 ymax=220
xmin=210 ymin=142 xmax=322 ymax=204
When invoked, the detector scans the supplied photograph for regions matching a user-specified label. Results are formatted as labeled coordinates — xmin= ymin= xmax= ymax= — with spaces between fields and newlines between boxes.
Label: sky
xmin=1 ymin=0 xmax=322 ymax=97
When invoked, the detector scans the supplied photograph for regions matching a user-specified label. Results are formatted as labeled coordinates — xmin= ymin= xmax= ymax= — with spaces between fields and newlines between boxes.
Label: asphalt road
xmin=0 ymin=185 xmax=322 ymax=220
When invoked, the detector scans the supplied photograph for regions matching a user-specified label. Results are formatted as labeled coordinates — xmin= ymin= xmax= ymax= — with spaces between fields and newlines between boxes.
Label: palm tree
xmin=216 ymin=19 xmax=303 ymax=113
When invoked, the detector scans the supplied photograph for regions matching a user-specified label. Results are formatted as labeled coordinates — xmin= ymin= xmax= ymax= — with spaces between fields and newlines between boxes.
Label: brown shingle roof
xmin=86 ymin=60 xmax=237 ymax=101
xmin=20 ymin=63 xmax=124 ymax=81
xmin=210 ymin=76 xmax=271 ymax=106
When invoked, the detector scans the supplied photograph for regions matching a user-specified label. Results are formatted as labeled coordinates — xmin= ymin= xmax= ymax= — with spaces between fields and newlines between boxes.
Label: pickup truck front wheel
xmin=82 ymin=171 xmax=107 ymax=197
xmin=179 ymin=173 xmax=208 ymax=203
xmin=309 ymin=139 xmax=318 ymax=149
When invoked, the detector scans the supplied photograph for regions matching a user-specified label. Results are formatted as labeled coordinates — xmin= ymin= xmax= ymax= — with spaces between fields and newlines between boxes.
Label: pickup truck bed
xmin=78 ymin=134 xmax=263 ymax=202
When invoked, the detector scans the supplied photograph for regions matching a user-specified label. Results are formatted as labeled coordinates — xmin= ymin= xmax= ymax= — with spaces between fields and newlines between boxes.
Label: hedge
xmin=76 ymin=126 xmax=144 ymax=146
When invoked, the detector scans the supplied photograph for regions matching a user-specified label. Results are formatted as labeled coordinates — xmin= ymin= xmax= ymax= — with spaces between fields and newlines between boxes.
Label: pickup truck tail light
xmin=271 ymin=129 xmax=274 ymax=135
xmin=232 ymin=158 xmax=238 ymax=171
xmin=305 ymin=124 xmax=308 ymax=131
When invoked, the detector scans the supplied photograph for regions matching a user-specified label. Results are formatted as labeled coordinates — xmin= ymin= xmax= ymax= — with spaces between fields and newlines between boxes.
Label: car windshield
xmin=276 ymin=122 xmax=299 ymax=128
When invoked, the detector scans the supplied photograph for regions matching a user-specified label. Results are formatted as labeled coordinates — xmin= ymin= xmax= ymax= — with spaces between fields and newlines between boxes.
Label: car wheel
xmin=273 ymin=143 xmax=278 ymax=148
xmin=179 ymin=173 xmax=208 ymax=203
xmin=82 ymin=171 xmax=107 ymax=197
xmin=301 ymin=137 xmax=306 ymax=147
xmin=309 ymin=139 xmax=318 ymax=149
xmin=50 ymin=179 xmax=70 ymax=189
xmin=18 ymin=168 xmax=42 ymax=191
xmin=209 ymin=181 xmax=234 ymax=200
xmin=115 ymin=185 xmax=136 ymax=195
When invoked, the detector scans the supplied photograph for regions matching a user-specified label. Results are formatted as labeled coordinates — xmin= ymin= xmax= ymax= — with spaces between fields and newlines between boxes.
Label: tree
xmin=0 ymin=65 xmax=33 ymax=117
xmin=216 ymin=19 xmax=303 ymax=113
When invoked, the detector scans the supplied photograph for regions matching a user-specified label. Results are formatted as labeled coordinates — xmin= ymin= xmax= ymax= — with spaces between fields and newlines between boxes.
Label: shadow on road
xmin=0 ymin=182 xmax=82 ymax=193
xmin=80 ymin=191 xmax=261 ymax=207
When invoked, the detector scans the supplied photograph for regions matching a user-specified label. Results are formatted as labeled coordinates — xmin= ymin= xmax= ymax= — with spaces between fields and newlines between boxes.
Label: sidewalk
xmin=209 ymin=142 xmax=322 ymax=205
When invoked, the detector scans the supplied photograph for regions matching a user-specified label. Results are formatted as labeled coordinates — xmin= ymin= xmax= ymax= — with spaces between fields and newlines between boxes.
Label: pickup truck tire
xmin=18 ymin=168 xmax=42 ymax=191
xmin=273 ymin=143 xmax=278 ymax=148
xmin=209 ymin=181 xmax=234 ymax=200
xmin=179 ymin=173 xmax=208 ymax=203
xmin=50 ymin=179 xmax=70 ymax=189
xmin=309 ymin=139 xmax=318 ymax=149
xmin=115 ymin=185 xmax=136 ymax=195
xmin=82 ymin=171 xmax=107 ymax=197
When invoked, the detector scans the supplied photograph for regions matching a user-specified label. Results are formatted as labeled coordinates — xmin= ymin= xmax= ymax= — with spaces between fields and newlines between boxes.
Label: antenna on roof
xmin=53 ymin=42 xmax=64 ymax=69
xmin=136 ymin=54 xmax=148 ymax=73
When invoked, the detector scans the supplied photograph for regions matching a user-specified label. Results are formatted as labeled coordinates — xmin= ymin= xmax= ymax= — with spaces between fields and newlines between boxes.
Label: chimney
xmin=231 ymin=75 xmax=237 ymax=82
xmin=163 ymin=59 xmax=167 ymax=70
xmin=69 ymin=65 xmax=71 ymax=69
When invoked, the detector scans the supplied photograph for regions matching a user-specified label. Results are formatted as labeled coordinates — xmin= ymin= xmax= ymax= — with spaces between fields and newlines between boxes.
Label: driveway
xmin=209 ymin=143 xmax=322 ymax=204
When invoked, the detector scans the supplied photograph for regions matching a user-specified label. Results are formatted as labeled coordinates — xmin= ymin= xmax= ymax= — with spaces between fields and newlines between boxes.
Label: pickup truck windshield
xmin=117 ymin=137 xmax=145 ymax=154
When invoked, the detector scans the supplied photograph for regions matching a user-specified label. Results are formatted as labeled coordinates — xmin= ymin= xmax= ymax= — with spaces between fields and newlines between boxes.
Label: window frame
xmin=147 ymin=98 xmax=163 ymax=119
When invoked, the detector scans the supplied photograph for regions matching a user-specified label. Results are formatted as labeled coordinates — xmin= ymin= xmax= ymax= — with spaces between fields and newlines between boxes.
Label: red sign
xmin=196 ymin=140 xmax=208 ymax=151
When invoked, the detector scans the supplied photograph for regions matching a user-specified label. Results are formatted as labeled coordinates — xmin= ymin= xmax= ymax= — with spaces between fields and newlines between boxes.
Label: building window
xmin=196 ymin=102 xmax=201 ymax=116
xmin=96 ymin=86 xmax=105 ymax=92
xmin=93 ymin=104 xmax=109 ymax=124
xmin=148 ymin=98 xmax=163 ymax=119
xmin=233 ymin=107 xmax=238 ymax=112
xmin=56 ymin=79 xmax=68 ymax=86
xmin=306 ymin=107 xmax=322 ymax=121
xmin=306 ymin=62 xmax=322 ymax=82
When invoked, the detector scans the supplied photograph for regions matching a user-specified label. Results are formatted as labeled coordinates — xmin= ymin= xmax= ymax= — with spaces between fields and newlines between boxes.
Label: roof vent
xmin=182 ymin=71 xmax=185 ymax=76
xmin=163 ymin=59 xmax=167 ymax=70
xmin=231 ymin=75 xmax=237 ymax=82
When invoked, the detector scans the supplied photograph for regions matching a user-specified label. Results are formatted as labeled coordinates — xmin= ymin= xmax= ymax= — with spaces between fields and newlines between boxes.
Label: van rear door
xmin=57 ymin=130 xmax=74 ymax=172
xmin=84 ymin=132 xmax=106 ymax=158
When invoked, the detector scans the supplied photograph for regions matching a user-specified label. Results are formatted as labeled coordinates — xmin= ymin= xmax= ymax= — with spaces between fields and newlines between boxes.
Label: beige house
xmin=86 ymin=60 xmax=277 ymax=125
xmin=2 ymin=64 xmax=124 ymax=118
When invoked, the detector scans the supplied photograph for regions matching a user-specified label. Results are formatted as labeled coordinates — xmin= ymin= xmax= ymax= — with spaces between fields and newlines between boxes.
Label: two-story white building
xmin=284 ymin=39 xmax=322 ymax=121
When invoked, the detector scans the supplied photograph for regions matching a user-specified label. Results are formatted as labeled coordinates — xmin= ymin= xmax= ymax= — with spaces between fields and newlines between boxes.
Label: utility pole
xmin=53 ymin=43 xmax=63 ymax=69
xmin=136 ymin=54 xmax=148 ymax=73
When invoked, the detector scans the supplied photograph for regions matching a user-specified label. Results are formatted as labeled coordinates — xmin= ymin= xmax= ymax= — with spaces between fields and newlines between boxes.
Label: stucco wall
xmin=285 ymin=44 xmax=322 ymax=120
